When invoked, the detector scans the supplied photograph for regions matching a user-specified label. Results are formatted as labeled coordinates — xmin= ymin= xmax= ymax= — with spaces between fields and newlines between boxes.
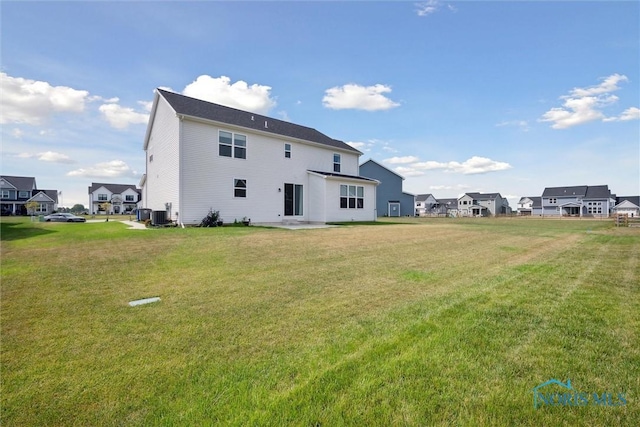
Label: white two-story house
xmin=88 ymin=183 xmax=141 ymax=214
xmin=141 ymin=89 xmax=378 ymax=226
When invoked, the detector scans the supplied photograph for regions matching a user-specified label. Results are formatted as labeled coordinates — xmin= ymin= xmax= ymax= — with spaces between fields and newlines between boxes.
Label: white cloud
xmin=182 ymin=75 xmax=276 ymax=114
xmin=99 ymin=102 xmax=150 ymax=129
xmin=390 ymin=156 xmax=512 ymax=175
xmin=323 ymin=83 xmax=400 ymax=111
xmin=67 ymin=160 xmax=138 ymax=179
xmin=539 ymin=74 xmax=638 ymax=129
xmin=0 ymin=72 xmax=89 ymax=125
xmin=346 ymin=141 xmax=367 ymax=150
xmin=603 ymin=106 xmax=640 ymax=122
xmin=384 ymin=156 xmax=420 ymax=164
xmin=394 ymin=166 xmax=425 ymax=177
xmin=429 ymin=184 xmax=471 ymax=191
xmin=15 ymin=151 xmax=75 ymax=164
xmin=416 ymin=1 xmax=440 ymax=17
xmin=11 ymin=128 xmax=24 ymax=139
xmin=496 ymin=120 xmax=530 ymax=132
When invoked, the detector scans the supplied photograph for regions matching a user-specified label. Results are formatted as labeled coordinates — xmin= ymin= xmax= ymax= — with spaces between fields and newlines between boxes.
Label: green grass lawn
xmin=1 ymin=217 xmax=638 ymax=426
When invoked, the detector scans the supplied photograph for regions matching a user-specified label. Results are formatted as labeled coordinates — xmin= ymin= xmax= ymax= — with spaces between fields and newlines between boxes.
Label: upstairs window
xmin=19 ymin=191 xmax=30 ymax=198
xmin=549 ymin=198 xmax=557 ymax=204
xmin=284 ymin=143 xmax=291 ymax=158
xmin=219 ymin=131 xmax=247 ymax=159
xmin=125 ymin=195 xmax=135 ymax=202
xmin=234 ymin=179 xmax=247 ymax=198
xmin=98 ymin=194 xmax=108 ymax=201
xmin=333 ymin=154 xmax=341 ymax=173
xmin=1 ymin=191 xmax=9 ymax=199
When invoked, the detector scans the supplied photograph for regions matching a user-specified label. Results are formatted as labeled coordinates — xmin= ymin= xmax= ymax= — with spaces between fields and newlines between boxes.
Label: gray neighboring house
xmin=415 ymin=193 xmax=438 ymax=216
xmin=613 ymin=196 xmax=640 ymax=218
xmin=534 ymin=185 xmax=615 ymax=217
xmin=436 ymin=198 xmax=459 ymax=216
xmin=0 ymin=175 xmax=58 ymax=215
xmin=359 ymin=159 xmax=415 ymax=217
xmin=457 ymin=192 xmax=510 ymax=217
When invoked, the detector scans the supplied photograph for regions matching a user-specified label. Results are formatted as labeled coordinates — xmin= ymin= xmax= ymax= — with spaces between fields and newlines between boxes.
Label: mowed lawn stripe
xmin=1 ymin=218 xmax=638 ymax=426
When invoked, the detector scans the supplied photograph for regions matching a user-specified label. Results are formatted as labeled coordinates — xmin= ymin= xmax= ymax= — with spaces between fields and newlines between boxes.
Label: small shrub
xmin=200 ymin=210 xmax=221 ymax=227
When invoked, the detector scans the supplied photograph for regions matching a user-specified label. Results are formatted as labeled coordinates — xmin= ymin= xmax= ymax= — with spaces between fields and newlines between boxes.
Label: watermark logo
xmin=533 ymin=378 xmax=627 ymax=409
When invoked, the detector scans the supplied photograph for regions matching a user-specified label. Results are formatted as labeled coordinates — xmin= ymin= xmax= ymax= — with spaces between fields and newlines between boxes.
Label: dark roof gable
xmin=1 ymin=176 xmax=37 ymax=190
xmin=89 ymin=182 xmax=140 ymax=195
xmin=157 ymin=89 xmax=360 ymax=154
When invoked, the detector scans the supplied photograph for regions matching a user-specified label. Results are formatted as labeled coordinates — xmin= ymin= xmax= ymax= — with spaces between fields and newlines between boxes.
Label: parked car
xmin=43 ymin=213 xmax=87 ymax=222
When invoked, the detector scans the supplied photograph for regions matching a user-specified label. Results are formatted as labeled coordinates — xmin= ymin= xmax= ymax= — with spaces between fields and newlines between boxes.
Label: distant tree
xmin=99 ymin=202 xmax=112 ymax=221
xmin=71 ymin=204 xmax=86 ymax=213
xmin=25 ymin=201 xmax=39 ymax=219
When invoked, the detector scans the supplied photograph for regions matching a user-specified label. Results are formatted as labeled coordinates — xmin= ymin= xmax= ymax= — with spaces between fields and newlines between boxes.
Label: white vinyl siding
xmin=145 ymin=96 xmax=180 ymax=214
xmin=179 ymin=118 xmax=362 ymax=224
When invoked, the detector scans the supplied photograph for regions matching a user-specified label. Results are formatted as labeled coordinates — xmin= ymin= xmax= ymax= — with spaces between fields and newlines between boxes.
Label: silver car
xmin=43 ymin=213 xmax=87 ymax=222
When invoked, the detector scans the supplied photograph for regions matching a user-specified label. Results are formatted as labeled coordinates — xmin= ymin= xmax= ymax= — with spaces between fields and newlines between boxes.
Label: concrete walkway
xmin=86 ymin=219 xmax=148 ymax=229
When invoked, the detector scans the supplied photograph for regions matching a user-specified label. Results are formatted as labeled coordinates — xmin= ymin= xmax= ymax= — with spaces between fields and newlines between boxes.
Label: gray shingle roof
xmin=157 ymin=89 xmax=360 ymax=154
xmin=542 ymin=185 xmax=588 ymax=197
xmin=616 ymin=196 xmax=640 ymax=206
xmin=584 ymin=185 xmax=611 ymax=199
xmin=415 ymin=194 xmax=434 ymax=202
xmin=542 ymin=185 xmax=611 ymax=199
xmin=1 ymin=176 xmax=36 ymax=190
xmin=88 ymin=183 xmax=140 ymax=196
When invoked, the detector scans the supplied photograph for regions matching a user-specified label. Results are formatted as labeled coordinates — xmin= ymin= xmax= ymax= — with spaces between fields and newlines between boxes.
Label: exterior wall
xmin=517 ymin=198 xmax=533 ymax=215
xmin=416 ymin=195 xmax=437 ymax=216
xmin=614 ymin=201 xmax=640 ymax=218
xmin=457 ymin=194 xmax=474 ymax=216
xmin=308 ymin=173 xmax=327 ymax=223
xmin=1 ymin=177 xmax=37 ymax=215
xmin=90 ymin=186 xmax=111 ymax=214
xmin=359 ymin=161 xmax=413 ymax=217
xmin=144 ymin=96 xmax=180 ymax=218
xmin=541 ymin=196 xmax=578 ymax=216
xmin=323 ymin=178 xmax=377 ymax=222
xmin=28 ymin=192 xmax=55 ymax=214
xmin=177 ymin=118 xmax=362 ymax=225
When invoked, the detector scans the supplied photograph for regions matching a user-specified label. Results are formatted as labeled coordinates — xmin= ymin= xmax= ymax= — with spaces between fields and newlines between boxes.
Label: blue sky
xmin=2 ymin=1 xmax=639 ymax=208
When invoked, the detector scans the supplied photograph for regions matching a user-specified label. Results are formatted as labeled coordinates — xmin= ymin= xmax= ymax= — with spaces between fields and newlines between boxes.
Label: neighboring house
xmin=359 ymin=159 xmax=415 ymax=217
xmin=535 ymin=185 xmax=615 ymax=217
xmin=517 ymin=196 xmax=541 ymax=216
xmin=613 ymin=196 xmax=640 ymax=218
xmin=415 ymin=194 xmax=438 ymax=216
xmin=457 ymin=192 xmax=510 ymax=217
xmin=142 ymin=89 xmax=379 ymax=225
xmin=88 ymin=183 xmax=141 ymax=214
xmin=0 ymin=175 xmax=58 ymax=215
xmin=436 ymin=198 xmax=459 ymax=217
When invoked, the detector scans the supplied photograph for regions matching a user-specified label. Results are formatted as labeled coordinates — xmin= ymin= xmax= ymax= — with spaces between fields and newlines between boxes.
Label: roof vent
xmin=251 ymin=115 xmax=254 ymax=121
xmin=265 ymin=120 xmax=268 ymax=128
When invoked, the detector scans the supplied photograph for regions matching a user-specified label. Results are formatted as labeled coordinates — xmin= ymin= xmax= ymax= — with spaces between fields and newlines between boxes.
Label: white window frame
xmin=219 ymin=130 xmax=247 ymax=159
xmin=340 ymin=184 xmax=364 ymax=209
xmin=234 ymin=178 xmax=247 ymax=198
xmin=284 ymin=143 xmax=291 ymax=158
xmin=333 ymin=153 xmax=341 ymax=173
